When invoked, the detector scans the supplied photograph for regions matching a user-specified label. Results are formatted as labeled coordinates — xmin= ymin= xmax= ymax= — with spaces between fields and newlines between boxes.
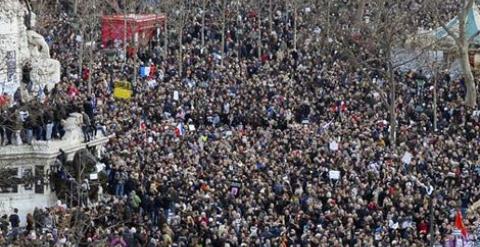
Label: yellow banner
xmin=113 ymin=81 xmax=132 ymax=99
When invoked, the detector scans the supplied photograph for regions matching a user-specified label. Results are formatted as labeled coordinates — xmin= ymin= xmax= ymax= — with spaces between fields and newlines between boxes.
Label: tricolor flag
xmin=140 ymin=66 xmax=151 ymax=78
xmin=175 ymin=122 xmax=185 ymax=137
xmin=455 ymin=209 xmax=468 ymax=237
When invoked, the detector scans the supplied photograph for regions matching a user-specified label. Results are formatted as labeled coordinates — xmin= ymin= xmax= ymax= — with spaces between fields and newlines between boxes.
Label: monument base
xmin=0 ymin=132 xmax=110 ymax=225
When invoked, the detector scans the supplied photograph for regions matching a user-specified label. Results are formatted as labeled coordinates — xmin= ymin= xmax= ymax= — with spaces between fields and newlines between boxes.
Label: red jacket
xmin=418 ymin=221 xmax=428 ymax=234
xmin=82 ymin=67 xmax=90 ymax=81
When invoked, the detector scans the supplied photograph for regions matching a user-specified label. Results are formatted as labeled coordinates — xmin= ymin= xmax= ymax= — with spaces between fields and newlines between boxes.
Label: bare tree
xmin=256 ymin=0 xmax=262 ymax=59
xmin=438 ymin=0 xmax=477 ymax=108
xmin=353 ymin=0 xmax=367 ymax=28
xmin=201 ymin=0 xmax=207 ymax=49
xmin=221 ymin=0 xmax=227 ymax=65
xmin=333 ymin=0 xmax=432 ymax=151
xmin=268 ymin=0 xmax=273 ymax=34
xmin=292 ymin=0 xmax=298 ymax=51
xmin=63 ymin=0 xmax=108 ymax=94
xmin=286 ymin=0 xmax=312 ymax=53
xmin=177 ymin=2 xmax=186 ymax=76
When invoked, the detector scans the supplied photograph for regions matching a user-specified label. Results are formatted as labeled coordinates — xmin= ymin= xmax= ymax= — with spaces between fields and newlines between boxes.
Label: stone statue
xmin=61 ymin=113 xmax=84 ymax=143
xmin=25 ymin=12 xmax=61 ymax=96
xmin=0 ymin=0 xmax=60 ymax=99
xmin=26 ymin=13 xmax=50 ymax=58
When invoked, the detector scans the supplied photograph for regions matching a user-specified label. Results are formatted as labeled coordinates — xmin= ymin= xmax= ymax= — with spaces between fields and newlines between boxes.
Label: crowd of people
xmin=0 ymin=0 xmax=480 ymax=246
xmin=0 ymin=91 xmax=99 ymax=145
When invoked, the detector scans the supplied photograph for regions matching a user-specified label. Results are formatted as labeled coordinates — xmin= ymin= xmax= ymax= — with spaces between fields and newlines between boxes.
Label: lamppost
xmin=418 ymin=64 xmax=438 ymax=133
xmin=411 ymin=174 xmax=435 ymax=246
xmin=429 ymin=185 xmax=435 ymax=247
xmin=132 ymin=31 xmax=138 ymax=86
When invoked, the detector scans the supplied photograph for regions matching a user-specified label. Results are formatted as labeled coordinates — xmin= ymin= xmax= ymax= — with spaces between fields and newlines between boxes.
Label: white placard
xmin=95 ymin=163 xmax=106 ymax=172
xmin=147 ymin=79 xmax=157 ymax=88
xmin=173 ymin=90 xmax=179 ymax=101
xmin=401 ymin=152 xmax=413 ymax=164
xmin=89 ymin=173 xmax=98 ymax=180
xmin=329 ymin=170 xmax=340 ymax=180
xmin=188 ymin=124 xmax=196 ymax=131
xmin=329 ymin=141 xmax=338 ymax=151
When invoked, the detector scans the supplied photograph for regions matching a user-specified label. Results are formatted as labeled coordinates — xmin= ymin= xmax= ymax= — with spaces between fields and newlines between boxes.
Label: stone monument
xmin=0 ymin=1 xmax=102 ymax=224
xmin=0 ymin=128 xmax=111 ymax=225
xmin=0 ymin=0 xmax=60 ymax=98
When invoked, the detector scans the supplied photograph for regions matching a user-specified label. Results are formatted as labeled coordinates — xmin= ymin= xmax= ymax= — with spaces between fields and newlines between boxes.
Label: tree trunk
xmin=433 ymin=72 xmax=438 ymax=131
xmin=73 ymin=0 xmax=78 ymax=15
xmin=458 ymin=0 xmax=477 ymax=107
xmin=74 ymin=0 xmax=82 ymax=78
xmin=293 ymin=1 xmax=297 ymax=51
xmin=221 ymin=0 xmax=226 ymax=66
xmin=87 ymin=44 xmax=93 ymax=94
xmin=201 ymin=0 xmax=206 ymax=48
xmin=178 ymin=22 xmax=184 ymax=76
xmin=76 ymin=155 xmax=82 ymax=207
xmin=388 ymin=63 xmax=397 ymax=151
xmin=429 ymin=196 xmax=435 ymax=247
xmin=459 ymin=45 xmax=477 ymax=107
xmin=105 ymin=0 xmax=122 ymax=13
xmin=321 ymin=0 xmax=331 ymax=50
xmin=78 ymin=31 xmax=84 ymax=80
xmin=123 ymin=4 xmax=128 ymax=68
xmin=87 ymin=0 xmax=97 ymax=95
xmin=268 ymin=0 xmax=273 ymax=34
xmin=133 ymin=32 xmax=137 ymax=86
xmin=257 ymin=1 xmax=262 ymax=59
xmin=353 ymin=0 xmax=366 ymax=27
xmin=164 ymin=18 xmax=168 ymax=58
xmin=236 ymin=4 xmax=241 ymax=60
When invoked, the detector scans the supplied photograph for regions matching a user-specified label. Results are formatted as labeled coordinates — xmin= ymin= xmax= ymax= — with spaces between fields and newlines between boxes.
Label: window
xmin=22 ymin=168 xmax=33 ymax=191
xmin=0 ymin=168 xmax=19 ymax=193
xmin=35 ymin=166 xmax=44 ymax=194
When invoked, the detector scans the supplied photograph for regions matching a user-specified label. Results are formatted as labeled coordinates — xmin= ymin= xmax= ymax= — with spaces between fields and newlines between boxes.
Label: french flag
xmin=140 ymin=66 xmax=151 ymax=78
xmin=175 ymin=122 xmax=185 ymax=137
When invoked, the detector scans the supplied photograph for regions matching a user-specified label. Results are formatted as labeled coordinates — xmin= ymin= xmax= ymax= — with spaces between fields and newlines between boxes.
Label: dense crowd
xmin=0 ymin=1 xmax=480 ymax=246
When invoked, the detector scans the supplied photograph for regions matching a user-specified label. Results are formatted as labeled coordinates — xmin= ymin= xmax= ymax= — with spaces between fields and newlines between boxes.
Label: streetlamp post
xmin=432 ymin=67 xmax=438 ymax=132
xmin=133 ymin=31 xmax=138 ymax=86
xmin=412 ymin=174 xmax=435 ymax=246
xmin=430 ymin=190 xmax=435 ymax=247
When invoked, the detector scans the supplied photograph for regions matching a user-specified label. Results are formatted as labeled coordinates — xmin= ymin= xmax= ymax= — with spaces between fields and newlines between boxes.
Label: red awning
xmin=101 ymin=14 xmax=166 ymax=47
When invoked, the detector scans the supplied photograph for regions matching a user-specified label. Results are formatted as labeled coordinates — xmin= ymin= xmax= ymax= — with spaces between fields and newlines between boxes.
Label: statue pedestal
xmin=30 ymin=58 xmax=61 ymax=92
xmin=0 ymin=129 xmax=111 ymax=225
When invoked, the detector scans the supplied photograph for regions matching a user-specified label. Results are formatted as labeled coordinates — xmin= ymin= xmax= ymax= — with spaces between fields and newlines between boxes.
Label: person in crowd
xmin=43 ymin=106 xmax=54 ymax=141
xmin=0 ymin=1 xmax=479 ymax=246
xmin=9 ymin=208 xmax=20 ymax=240
xmin=81 ymin=109 xmax=92 ymax=142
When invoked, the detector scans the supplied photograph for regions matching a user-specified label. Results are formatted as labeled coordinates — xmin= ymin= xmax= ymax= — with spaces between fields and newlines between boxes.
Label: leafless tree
xmin=438 ymin=0 xmax=477 ymax=108
xmin=82 ymin=0 xmax=105 ymax=94
xmin=201 ymin=0 xmax=207 ymax=49
xmin=255 ymin=0 xmax=262 ymax=59
xmin=331 ymin=0 xmax=434 ymax=151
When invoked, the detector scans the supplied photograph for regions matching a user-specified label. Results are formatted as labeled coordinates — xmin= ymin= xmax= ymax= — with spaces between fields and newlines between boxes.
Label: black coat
xmin=83 ymin=101 xmax=94 ymax=119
